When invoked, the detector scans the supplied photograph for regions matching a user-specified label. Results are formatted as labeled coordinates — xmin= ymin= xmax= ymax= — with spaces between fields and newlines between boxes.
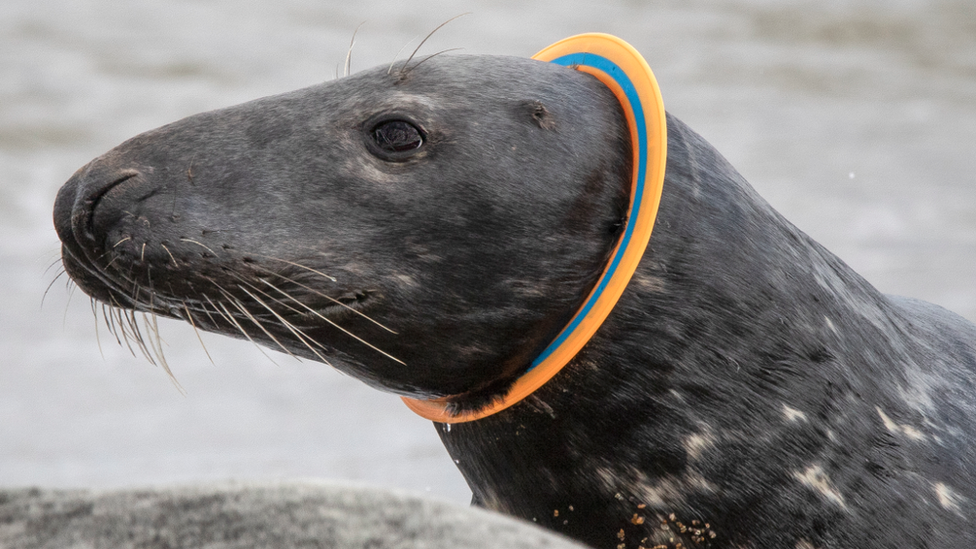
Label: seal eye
xmin=370 ymin=120 xmax=425 ymax=157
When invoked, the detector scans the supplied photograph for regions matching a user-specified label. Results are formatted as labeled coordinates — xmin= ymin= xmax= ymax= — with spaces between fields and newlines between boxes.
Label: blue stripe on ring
xmin=528 ymin=52 xmax=649 ymax=370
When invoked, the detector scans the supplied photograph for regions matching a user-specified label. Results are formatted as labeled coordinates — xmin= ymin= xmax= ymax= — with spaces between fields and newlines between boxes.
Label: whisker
xmin=104 ymin=254 xmax=121 ymax=271
xmin=126 ymin=308 xmax=157 ymax=366
xmin=145 ymin=264 xmax=155 ymax=297
xmin=250 ymin=254 xmax=337 ymax=282
xmin=400 ymin=13 xmax=469 ymax=77
xmin=110 ymin=303 xmax=139 ymax=359
xmin=129 ymin=278 xmax=143 ymax=304
xmin=407 ymin=47 xmax=464 ymax=72
xmin=184 ymin=302 xmax=215 ymax=365
xmin=93 ymin=261 xmax=137 ymax=294
xmin=198 ymin=294 xmax=224 ymax=328
xmin=113 ymin=236 xmax=132 ymax=248
xmin=218 ymin=287 xmax=297 ymax=361
xmin=43 ymin=255 xmax=65 ymax=276
xmin=109 ymin=304 xmax=126 ymax=347
xmin=179 ymin=238 xmax=219 ymax=257
xmin=251 ymin=263 xmax=396 ymax=334
xmin=236 ymin=285 xmax=333 ymax=366
xmin=203 ymin=294 xmax=246 ymax=337
xmin=388 ymin=36 xmax=419 ymax=75
xmin=214 ymin=298 xmax=283 ymax=368
xmin=122 ymin=307 xmax=153 ymax=365
xmin=222 ymin=273 xmax=331 ymax=364
xmin=112 ymin=306 xmax=138 ymax=357
xmin=344 ymin=21 xmax=366 ymax=77
xmin=251 ymin=276 xmax=405 ymax=365
xmin=85 ymin=297 xmax=105 ymax=360
xmin=60 ymin=277 xmax=76 ymax=329
xmin=228 ymin=273 xmax=308 ymax=318
xmin=42 ymin=268 xmax=67 ymax=308
xmin=124 ymin=261 xmax=142 ymax=303
xmin=144 ymin=311 xmax=185 ymax=394
xmin=160 ymin=243 xmax=179 ymax=268
xmin=102 ymin=302 xmax=122 ymax=346
xmin=121 ymin=308 xmax=143 ymax=359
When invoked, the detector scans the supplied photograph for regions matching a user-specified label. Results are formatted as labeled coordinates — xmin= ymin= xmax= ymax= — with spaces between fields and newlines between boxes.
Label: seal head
xmin=54 ymin=54 xmax=632 ymax=405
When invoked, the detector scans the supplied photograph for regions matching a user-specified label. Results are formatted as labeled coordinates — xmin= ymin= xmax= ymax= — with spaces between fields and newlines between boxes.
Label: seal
xmin=53 ymin=37 xmax=976 ymax=548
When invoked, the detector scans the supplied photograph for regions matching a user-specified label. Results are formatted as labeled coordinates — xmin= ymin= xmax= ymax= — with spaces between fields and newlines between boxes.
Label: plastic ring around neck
xmin=402 ymin=33 xmax=668 ymax=423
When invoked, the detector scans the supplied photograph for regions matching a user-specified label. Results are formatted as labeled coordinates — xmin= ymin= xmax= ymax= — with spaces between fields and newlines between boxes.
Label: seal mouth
xmin=63 ymin=235 xmax=378 ymax=330
xmin=60 ymin=231 xmax=397 ymax=368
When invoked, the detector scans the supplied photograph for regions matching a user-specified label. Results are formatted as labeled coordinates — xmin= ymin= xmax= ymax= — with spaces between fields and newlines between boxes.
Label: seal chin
xmin=58 ymin=246 xmax=115 ymax=306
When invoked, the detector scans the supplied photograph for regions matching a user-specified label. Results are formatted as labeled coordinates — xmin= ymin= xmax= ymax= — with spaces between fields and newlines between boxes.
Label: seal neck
xmin=401 ymin=33 xmax=668 ymax=423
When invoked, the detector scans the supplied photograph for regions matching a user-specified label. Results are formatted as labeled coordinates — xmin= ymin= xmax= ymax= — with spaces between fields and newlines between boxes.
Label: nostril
xmin=88 ymin=170 xmax=142 ymax=212
xmin=78 ymin=169 xmax=143 ymax=241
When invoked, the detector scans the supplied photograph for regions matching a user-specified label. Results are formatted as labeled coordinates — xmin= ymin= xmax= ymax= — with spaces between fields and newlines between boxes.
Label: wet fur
xmin=54 ymin=54 xmax=976 ymax=548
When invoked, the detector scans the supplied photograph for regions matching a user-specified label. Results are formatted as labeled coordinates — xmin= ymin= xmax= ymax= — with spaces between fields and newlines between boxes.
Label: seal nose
xmin=54 ymin=157 xmax=146 ymax=253
xmin=52 ymin=163 xmax=86 ymax=247
xmin=53 ymin=152 xmax=157 ymax=294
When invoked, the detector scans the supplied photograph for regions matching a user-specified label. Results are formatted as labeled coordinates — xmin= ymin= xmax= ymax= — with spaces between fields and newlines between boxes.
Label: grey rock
xmin=0 ymin=482 xmax=586 ymax=549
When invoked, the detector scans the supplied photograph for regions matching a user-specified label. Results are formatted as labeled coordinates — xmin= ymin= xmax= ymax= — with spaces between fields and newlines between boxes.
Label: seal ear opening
xmin=520 ymin=100 xmax=556 ymax=131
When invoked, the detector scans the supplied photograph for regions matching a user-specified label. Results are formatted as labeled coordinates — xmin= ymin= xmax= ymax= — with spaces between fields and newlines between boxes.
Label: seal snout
xmin=57 ymin=158 xmax=150 ymax=254
xmin=55 ymin=155 xmax=143 ymax=235
xmin=54 ymin=155 xmax=170 ymax=307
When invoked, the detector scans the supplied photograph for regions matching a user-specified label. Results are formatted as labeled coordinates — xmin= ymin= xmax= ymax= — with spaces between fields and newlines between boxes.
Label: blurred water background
xmin=2 ymin=0 xmax=974 ymax=505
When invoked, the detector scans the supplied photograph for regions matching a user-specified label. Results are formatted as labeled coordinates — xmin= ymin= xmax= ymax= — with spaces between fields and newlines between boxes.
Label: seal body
xmin=53 ymin=54 xmax=976 ymax=548
xmin=441 ymin=116 xmax=976 ymax=548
